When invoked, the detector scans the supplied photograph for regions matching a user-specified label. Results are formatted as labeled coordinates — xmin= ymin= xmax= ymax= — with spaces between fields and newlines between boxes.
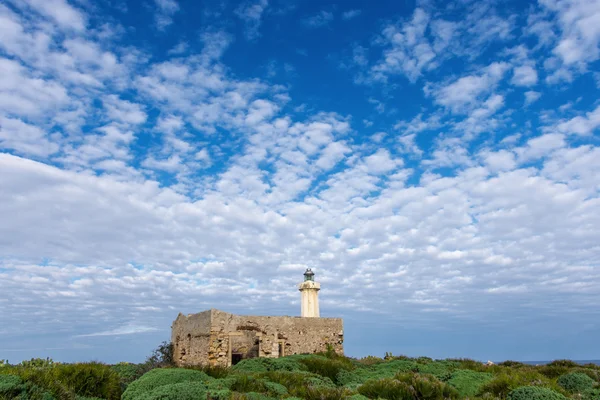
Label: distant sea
xmin=517 ymin=360 xmax=600 ymax=366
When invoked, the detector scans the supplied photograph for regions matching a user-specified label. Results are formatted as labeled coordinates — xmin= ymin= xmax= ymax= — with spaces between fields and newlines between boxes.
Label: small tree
xmin=146 ymin=341 xmax=174 ymax=368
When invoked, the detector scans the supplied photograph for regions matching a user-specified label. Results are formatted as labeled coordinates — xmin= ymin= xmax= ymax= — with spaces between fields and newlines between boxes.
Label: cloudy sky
xmin=1 ymin=0 xmax=600 ymax=364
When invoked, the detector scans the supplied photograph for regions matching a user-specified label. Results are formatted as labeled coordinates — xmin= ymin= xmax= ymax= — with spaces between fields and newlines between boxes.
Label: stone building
xmin=171 ymin=269 xmax=344 ymax=367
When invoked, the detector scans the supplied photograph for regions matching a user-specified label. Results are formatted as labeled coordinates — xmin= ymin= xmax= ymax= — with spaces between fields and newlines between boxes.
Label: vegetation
xmin=1 ymin=345 xmax=599 ymax=400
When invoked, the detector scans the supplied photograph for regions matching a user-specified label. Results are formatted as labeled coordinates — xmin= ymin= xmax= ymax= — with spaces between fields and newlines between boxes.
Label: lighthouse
xmin=298 ymin=268 xmax=320 ymax=317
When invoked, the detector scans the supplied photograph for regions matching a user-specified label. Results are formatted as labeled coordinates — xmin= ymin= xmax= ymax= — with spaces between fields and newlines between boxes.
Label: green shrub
xmin=0 ymin=362 xmax=121 ymax=400
xmin=499 ymin=361 xmax=527 ymax=368
xmin=346 ymin=395 xmax=369 ymax=400
xmin=0 ymin=374 xmax=55 ymax=400
xmin=548 ymin=360 xmax=579 ymax=368
xmin=205 ymin=377 xmax=237 ymax=391
xmin=230 ymin=375 xmax=269 ymax=393
xmin=256 ymin=369 xmax=336 ymax=398
xmin=232 ymin=357 xmax=306 ymax=373
xmin=111 ymin=362 xmax=148 ymax=390
xmin=299 ymin=356 xmax=354 ymax=384
xmin=582 ymin=388 xmax=600 ymax=400
xmin=446 ymin=369 xmax=493 ymax=397
xmin=144 ymin=381 xmax=208 ymax=400
xmin=206 ymin=389 xmax=232 ymax=399
xmin=395 ymin=373 xmax=459 ymax=399
xmin=356 ymin=356 xmax=385 ymax=366
xmin=337 ymin=360 xmax=419 ymax=389
xmin=478 ymin=369 xmax=554 ymax=399
xmin=258 ymin=370 xmax=307 ymax=389
xmin=122 ymin=368 xmax=210 ymax=400
xmin=186 ymin=364 xmax=231 ymax=379
xmin=557 ymin=372 xmax=595 ymax=393
xmin=228 ymin=375 xmax=287 ymax=397
xmin=448 ymin=359 xmax=487 ymax=373
xmin=416 ymin=361 xmax=459 ymax=381
xmin=575 ymin=368 xmax=600 ymax=383
xmin=539 ymin=365 xmax=571 ymax=379
xmin=263 ymin=381 xmax=288 ymax=396
xmin=231 ymin=392 xmax=277 ymax=400
xmin=19 ymin=358 xmax=55 ymax=368
xmin=357 ymin=378 xmax=415 ymax=400
xmin=302 ymin=386 xmax=348 ymax=400
xmin=507 ymin=386 xmax=567 ymax=400
xmin=51 ymin=362 xmax=121 ymax=400
xmin=0 ymin=374 xmax=23 ymax=397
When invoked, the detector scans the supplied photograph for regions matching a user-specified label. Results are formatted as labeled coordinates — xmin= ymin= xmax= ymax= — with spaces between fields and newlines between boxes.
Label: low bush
xmin=0 ymin=373 xmax=55 ymax=400
xmin=499 ymin=361 xmax=527 ymax=368
xmin=0 ymin=362 xmax=121 ymax=400
xmin=143 ymin=381 xmax=208 ymax=400
xmin=395 ymin=372 xmax=459 ymax=399
xmin=111 ymin=362 xmax=147 ymax=390
xmin=186 ymin=364 xmax=231 ymax=379
xmin=355 ymin=356 xmax=385 ymax=366
xmin=446 ymin=369 xmax=493 ymax=397
xmin=205 ymin=377 xmax=237 ymax=391
xmin=539 ymin=365 xmax=571 ymax=379
xmin=337 ymin=359 xmax=419 ymax=389
xmin=507 ymin=386 xmax=567 ymax=400
xmin=122 ymin=368 xmax=210 ymax=400
xmin=478 ymin=369 xmax=555 ymax=399
xmin=548 ymin=360 xmax=580 ymax=368
xmin=358 ymin=378 xmax=415 ymax=400
xmin=230 ymin=392 xmax=277 ymax=400
xmin=557 ymin=372 xmax=596 ymax=393
xmin=582 ymin=388 xmax=600 ymax=400
xmin=416 ymin=361 xmax=459 ymax=381
xmin=301 ymin=385 xmax=348 ymax=400
xmin=0 ymin=374 xmax=24 ymax=398
xmin=299 ymin=356 xmax=354 ymax=384
xmin=19 ymin=358 xmax=56 ymax=368
xmin=230 ymin=375 xmax=269 ymax=394
xmin=232 ymin=356 xmax=306 ymax=373
xmin=51 ymin=362 xmax=121 ymax=400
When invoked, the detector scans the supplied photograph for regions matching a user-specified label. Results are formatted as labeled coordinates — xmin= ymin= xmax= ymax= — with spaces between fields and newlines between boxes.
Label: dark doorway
xmin=232 ymin=353 xmax=243 ymax=365
xmin=278 ymin=343 xmax=284 ymax=358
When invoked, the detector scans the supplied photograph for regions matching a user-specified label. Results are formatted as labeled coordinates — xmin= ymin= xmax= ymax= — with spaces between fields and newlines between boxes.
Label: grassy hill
xmin=1 ymin=349 xmax=599 ymax=399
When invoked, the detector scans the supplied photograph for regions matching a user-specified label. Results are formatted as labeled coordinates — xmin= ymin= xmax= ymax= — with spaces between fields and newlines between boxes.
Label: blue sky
xmin=1 ymin=0 xmax=600 ymax=364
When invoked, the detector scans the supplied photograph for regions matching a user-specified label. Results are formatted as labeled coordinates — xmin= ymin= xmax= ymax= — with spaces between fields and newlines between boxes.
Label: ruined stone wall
xmin=171 ymin=310 xmax=211 ymax=367
xmin=172 ymin=309 xmax=344 ymax=367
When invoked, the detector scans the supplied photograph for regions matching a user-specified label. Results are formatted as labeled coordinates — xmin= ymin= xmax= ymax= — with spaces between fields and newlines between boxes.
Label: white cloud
xmin=511 ymin=65 xmax=539 ymax=86
xmin=541 ymin=0 xmax=600 ymax=66
xmin=22 ymin=0 xmax=86 ymax=31
xmin=102 ymin=95 xmax=147 ymax=125
xmin=342 ymin=10 xmax=361 ymax=20
xmin=481 ymin=149 xmax=516 ymax=172
xmin=154 ymin=0 xmax=180 ymax=30
xmin=363 ymin=149 xmax=402 ymax=175
xmin=525 ymin=90 xmax=542 ymax=105
xmin=76 ymin=324 xmax=159 ymax=337
xmin=235 ymin=0 xmax=269 ymax=40
xmin=516 ymin=133 xmax=566 ymax=162
xmin=0 ymin=117 xmax=59 ymax=157
xmin=302 ymin=11 xmax=333 ymax=28
xmin=370 ymin=8 xmax=437 ymax=83
xmin=430 ymin=62 xmax=510 ymax=113
xmin=0 ymin=57 xmax=70 ymax=118
xmin=555 ymin=105 xmax=600 ymax=135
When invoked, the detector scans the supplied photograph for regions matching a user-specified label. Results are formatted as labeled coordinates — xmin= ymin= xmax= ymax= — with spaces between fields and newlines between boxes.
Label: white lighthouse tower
xmin=298 ymin=268 xmax=320 ymax=317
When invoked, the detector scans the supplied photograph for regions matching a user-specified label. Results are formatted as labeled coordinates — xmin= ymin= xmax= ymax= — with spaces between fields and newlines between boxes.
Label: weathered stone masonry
xmin=171 ymin=308 xmax=344 ymax=367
